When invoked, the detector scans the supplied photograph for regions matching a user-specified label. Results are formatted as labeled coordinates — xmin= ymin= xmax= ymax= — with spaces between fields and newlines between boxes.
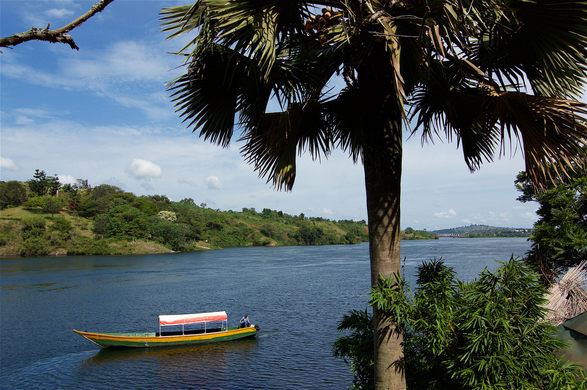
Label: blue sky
xmin=2 ymin=0 xmax=578 ymax=230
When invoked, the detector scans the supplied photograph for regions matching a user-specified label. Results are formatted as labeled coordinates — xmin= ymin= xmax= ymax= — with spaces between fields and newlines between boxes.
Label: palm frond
xmin=239 ymin=100 xmax=335 ymax=190
xmin=326 ymin=85 xmax=364 ymax=163
xmin=412 ymin=59 xmax=586 ymax=185
xmin=492 ymin=92 xmax=587 ymax=187
xmin=204 ymin=0 xmax=310 ymax=79
xmin=411 ymin=59 xmax=501 ymax=171
xmin=160 ymin=3 xmax=211 ymax=54
xmin=167 ymin=44 xmax=243 ymax=147
xmin=470 ymin=0 xmax=587 ymax=99
xmin=160 ymin=3 xmax=205 ymax=39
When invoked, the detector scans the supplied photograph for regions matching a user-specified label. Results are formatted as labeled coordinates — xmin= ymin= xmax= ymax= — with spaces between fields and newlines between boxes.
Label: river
xmin=0 ymin=238 xmax=531 ymax=389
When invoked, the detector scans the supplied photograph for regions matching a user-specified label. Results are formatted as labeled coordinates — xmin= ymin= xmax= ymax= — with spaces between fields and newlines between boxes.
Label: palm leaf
xmin=491 ymin=92 xmax=587 ymax=187
xmin=168 ymin=44 xmax=242 ymax=147
xmin=240 ymin=100 xmax=335 ymax=190
xmin=411 ymin=56 xmax=587 ymax=183
xmin=471 ymin=0 xmax=587 ymax=99
xmin=204 ymin=0 xmax=310 ymax=79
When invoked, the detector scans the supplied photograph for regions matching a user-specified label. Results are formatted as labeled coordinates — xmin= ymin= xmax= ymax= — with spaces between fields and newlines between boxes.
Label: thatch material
xmin=543 ymin=261 xmax=587 ymax=326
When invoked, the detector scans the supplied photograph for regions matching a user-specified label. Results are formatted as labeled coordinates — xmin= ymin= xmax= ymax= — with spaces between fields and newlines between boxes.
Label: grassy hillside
xmin=1 ymin=181 xmax=439 ymax=257
xmin=0 ymin=191 xmax=370 ymax=257
xmin=0 ymin=207 xmax=173 ymax=257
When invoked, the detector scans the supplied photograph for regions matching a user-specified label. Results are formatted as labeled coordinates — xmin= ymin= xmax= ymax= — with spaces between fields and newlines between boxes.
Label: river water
xmin=0 ymin=238 xmax=531 ymax=389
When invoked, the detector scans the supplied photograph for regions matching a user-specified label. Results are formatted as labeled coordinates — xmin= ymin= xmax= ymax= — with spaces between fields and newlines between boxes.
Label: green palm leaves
xmin=162 ymin=0 xmax=586 ymax=190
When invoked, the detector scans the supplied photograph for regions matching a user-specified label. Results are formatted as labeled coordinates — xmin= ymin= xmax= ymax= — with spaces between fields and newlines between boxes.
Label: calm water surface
xmin=0 ymin=238 xmax=531 ymax=389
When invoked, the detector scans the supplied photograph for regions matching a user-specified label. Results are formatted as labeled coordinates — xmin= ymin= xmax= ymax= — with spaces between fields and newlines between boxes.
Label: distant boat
xmin=73 ymin=311 xmax=258 ymax=348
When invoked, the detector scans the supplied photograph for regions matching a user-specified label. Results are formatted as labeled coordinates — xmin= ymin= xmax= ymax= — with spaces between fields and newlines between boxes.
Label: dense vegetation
xmin=335 ymin=167 xmax=587 ymax=388
xmin=0 ymin=174 xmax=374 ymax=256
xmin=431 ymin=224 xmax=532 ymax=238
xmin=515 ymin=156 xmax=586 ymax=282
xmin=335 ymin=259 xmax=586 ymax=389
xmin=401 ymin=227 xmax=438 ymax=240
xmin=0 ymin=171 xmax=415 ymax=257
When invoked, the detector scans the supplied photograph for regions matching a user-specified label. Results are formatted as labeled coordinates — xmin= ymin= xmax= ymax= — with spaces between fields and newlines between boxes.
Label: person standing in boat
xmin=240 ymin=314 xmax=251 ymax=328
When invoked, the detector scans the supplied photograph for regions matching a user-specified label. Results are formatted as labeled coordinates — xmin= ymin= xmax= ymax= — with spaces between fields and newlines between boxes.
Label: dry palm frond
xmin=543 ymin=261 xmax=587 ymax=325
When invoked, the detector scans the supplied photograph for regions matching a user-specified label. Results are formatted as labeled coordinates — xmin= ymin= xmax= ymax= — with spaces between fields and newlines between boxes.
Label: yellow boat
xmin=74 ymin=311 xmax=258 ymax=348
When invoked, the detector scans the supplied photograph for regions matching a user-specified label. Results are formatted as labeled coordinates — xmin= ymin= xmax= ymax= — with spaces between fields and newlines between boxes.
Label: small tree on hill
xmin=42 ymin=196 xmax=65 ymax=216
xmin=0 ymin=181 xmax=27 ymax=209
xmin=28 ymin=169 xmax=60 ymax=196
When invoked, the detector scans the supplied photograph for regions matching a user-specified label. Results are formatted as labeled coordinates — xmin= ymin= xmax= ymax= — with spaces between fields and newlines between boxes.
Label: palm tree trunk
xmin=359 ymin=44 xmax=406 ymax=390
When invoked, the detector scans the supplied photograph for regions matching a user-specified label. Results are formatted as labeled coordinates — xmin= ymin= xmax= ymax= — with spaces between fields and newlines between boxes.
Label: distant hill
xmin=431 ymin=224 xmax=532 ymax=238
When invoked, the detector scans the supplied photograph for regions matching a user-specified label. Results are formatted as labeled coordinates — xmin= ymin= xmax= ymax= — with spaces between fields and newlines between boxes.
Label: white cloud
xmin=45 ymin=8 xmax=74 ymax=19
xmin=206 ymin=176 xmax=223 ymax=189
xmin=434 ymin=209 xmax=457 ymax=219
xmin=57 ymin=174 xmax=77 ymax=185
xmin=323 ymin=208 xmax=334 ymax=215
xmin=129 ymin=159 xmax=162 ymax=180
xmin=0 ymin=157 xmax=17 ymax=170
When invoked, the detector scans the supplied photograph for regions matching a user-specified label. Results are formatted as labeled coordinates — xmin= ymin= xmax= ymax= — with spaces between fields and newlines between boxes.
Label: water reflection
xmin=83 ymin=339 xmax=258 ymax=366
xmin=80 ymin=340 xmax=258 ymax=389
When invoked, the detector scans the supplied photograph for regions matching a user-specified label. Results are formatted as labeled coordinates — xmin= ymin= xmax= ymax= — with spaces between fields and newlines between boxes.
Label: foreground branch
xmin=0 ymin=0 xmax=115 ymax=51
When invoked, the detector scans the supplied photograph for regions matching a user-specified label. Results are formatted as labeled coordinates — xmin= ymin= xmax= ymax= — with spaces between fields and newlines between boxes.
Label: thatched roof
xmin=543 ymin=261 xmax=587 ymax=326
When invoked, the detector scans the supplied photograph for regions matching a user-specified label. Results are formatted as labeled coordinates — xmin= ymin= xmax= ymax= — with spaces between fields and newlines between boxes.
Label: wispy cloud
xmin=45 ymin=8 xmax=75 ymax=19
xmin=0 ymin=40 xmax=179 ymax=121
xmin=434 ymin=209 xmax=457 ymax=219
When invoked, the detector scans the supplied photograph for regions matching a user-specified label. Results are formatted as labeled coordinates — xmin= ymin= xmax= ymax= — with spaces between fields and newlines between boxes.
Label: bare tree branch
xmin=0 ymin=0 xmax=116 ymax=51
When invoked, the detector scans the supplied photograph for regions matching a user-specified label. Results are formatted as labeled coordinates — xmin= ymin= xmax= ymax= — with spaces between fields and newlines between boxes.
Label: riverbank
xmin=0 ymin=205 xmax=370 ymax=257
xmin=0 ymin=205 xmax=440 ymax=258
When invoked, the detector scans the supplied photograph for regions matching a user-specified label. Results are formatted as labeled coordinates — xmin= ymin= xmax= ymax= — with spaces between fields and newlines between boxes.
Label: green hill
xmin=1 ymin=178 xmax=439 ymax=257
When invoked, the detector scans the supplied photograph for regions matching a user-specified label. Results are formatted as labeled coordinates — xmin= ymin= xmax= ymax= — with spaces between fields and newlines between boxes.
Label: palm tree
xmin=161 ymin=1 xmax=587 ymax=388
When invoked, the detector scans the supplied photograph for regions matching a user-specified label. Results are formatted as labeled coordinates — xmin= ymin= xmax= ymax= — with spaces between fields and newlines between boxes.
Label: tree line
xmin=0 ymin=170 xmax=375 ymax=256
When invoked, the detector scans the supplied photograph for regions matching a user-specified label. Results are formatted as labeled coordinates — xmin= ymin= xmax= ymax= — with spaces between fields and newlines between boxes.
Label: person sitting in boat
xmin=240 ymin=314 xmax=251 ymax=328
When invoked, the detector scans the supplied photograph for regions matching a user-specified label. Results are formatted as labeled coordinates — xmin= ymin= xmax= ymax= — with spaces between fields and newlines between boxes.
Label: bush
xmin=20 ymin=236 xmax=49 ymax=256
xmin=50 ymin=216 xmax=73 ymax=239
xmin=149 ymin=218 xmax=190 ymax=250
xmin=20 ymin=216 xmax=46 ymax=240
xmin=66 ymin=238 xmax=110 ymax=255
xmin=42 ymin=196 xmax=65 ymax=215
xmin=336 ymin=258 xmax=586 ymax=389
xmin=0 ymin=181 xmax=27 ymax=209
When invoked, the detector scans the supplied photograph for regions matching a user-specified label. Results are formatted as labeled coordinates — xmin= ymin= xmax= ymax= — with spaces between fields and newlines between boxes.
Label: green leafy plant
xmin=333 ymin=309 xmax=375 ymax=390
xmin=515 ymin=157 xmax=586 ymax=282
xmin=0 ymin=181 xmax=27 ymax=209
xmin=336 ymin=258 xmax=586 ymax=389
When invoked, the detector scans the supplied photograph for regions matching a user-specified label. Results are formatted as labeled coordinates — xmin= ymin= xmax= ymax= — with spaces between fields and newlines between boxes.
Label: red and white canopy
xmin=159 ymin=311 xmax=227 ymax=326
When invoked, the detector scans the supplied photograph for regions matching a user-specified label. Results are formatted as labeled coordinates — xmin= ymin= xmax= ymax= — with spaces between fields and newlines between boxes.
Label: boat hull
xmin=73 ymin=326 xmax=257 ymax=348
